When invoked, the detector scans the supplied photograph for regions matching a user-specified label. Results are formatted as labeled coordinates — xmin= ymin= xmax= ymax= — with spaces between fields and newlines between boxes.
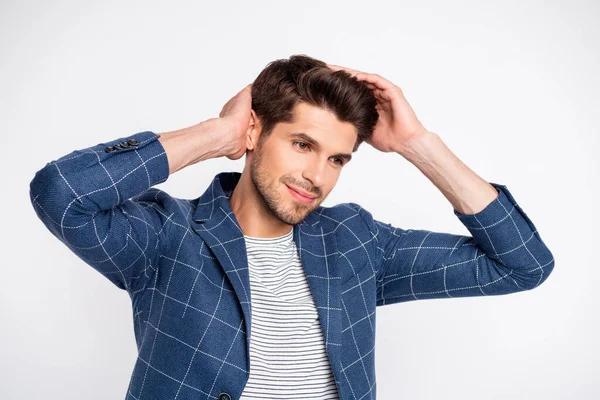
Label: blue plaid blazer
xmin=30 ymin=130 xmax=555 ymax=400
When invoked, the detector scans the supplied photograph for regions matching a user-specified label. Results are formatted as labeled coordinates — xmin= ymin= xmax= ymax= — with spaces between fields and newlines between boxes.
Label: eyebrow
xmin=287 ymin=132 xmax=353 ymax=162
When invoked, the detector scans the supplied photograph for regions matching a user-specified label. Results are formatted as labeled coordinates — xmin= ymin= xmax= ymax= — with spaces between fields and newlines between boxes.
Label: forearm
xmin=30 ymin=130 xmax=169 ymax=244
xmin=157 ymin=117 xmax=228 ymax=175
xmin=30 ymin=117 xmax=229 ymax=221
xmin=397 ymin=131 xmax=499 ymax=215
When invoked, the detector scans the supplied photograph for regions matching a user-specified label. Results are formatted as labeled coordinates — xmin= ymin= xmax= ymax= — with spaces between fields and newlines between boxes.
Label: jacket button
xmin=119 ymin=141 xmax=131 ymax=148
xmin=127 ymin=139 xmax=139 ymax=146
xmin=104 ymin=146 xmax=116 ymax=153
xmin=217 ymin=393 xmax=232 ymax=400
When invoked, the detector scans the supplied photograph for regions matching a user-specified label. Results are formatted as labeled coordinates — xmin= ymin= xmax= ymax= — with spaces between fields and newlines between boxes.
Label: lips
xmin=286 ymin=185 xmax=317 ymax=199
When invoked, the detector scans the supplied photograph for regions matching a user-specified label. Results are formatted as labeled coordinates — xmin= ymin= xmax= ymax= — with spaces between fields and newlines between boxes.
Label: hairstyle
xmin=251 ymin=54 xmax=379 ymax=152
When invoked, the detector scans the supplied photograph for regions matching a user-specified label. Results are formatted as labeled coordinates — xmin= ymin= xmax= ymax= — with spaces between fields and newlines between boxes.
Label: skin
xmin=229 ymin=102 xmax=357 ymax=238
xmin=159 ymin=63 xmax=499 ymax=239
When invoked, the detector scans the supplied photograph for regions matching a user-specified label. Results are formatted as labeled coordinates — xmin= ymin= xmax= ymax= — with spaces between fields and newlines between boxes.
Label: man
xmin=29 ymin=54 xmax=554 ymax=400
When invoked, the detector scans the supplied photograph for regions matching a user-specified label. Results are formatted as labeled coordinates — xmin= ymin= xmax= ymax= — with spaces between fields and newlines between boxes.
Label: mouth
xmin=286 ymin=184 xmax=317 ymax=204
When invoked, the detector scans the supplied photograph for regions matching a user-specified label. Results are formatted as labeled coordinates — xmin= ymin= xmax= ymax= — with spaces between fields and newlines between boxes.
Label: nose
xmin=301 ymin=156 xmax=327 ymax=189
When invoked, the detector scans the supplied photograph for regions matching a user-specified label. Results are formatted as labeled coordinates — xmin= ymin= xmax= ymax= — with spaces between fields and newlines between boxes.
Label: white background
xmin=2 ymin=0 xmax=598 ymax=398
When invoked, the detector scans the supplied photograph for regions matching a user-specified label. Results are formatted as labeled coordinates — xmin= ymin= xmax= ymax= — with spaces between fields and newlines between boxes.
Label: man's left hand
xmin=327 ymin=63 xmax=429 ymax=154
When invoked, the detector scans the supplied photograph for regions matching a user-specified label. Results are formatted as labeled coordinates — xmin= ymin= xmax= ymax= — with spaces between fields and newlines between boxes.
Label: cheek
xmin=257 ymin=144 xmax=298 ymax=187
xmin=273 ymin=144 xmax=307 ymax=171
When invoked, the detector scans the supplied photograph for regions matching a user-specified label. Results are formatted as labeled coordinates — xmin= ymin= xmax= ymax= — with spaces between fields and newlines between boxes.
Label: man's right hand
xmin=218 ymin=84 xmax=253 ymax=161
xmin=157 ymin=84 xmax=254 ymax=175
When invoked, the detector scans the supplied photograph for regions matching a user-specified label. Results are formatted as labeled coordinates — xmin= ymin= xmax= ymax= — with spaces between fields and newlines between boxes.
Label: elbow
xmin=30 ymin=162 xmax=63 ymax=231
xmin=30 ymin=162 xmax=88 ymax=237
xmin=30 ymin=161 xmax=60 ymax=214
xmin=524 ymin=254 xmax=555 ymax=290
xmin=30 ymin=162 xmax=61 ymax=237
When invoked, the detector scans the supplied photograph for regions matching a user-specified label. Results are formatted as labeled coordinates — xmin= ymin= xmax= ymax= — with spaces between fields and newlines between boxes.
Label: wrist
xmin=157 ymin=117 xmax=229 ymax=174
xmin=394 ymin=130 xmax=439 ymax=159
xmin=212 ymin=116 xmax=242 ymax=158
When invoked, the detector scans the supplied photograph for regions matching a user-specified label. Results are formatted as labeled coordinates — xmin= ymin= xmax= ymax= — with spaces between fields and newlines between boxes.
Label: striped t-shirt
xmin=238 ymin=227 xmax=340 ymax=400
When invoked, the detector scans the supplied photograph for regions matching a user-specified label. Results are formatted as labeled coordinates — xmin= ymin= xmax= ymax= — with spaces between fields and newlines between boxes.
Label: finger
xmin=327 ymin=63 xmax=350 ymax=72
xmin=375 ymin=91 xmax=390 ymax=103
xmin=355 ymin=72 xmax=397 ymax=92
xmin=361 ymin=82 xmax=388 ymax=100
xmin=373 ymin=89 xmax=387 ymax=98
xmin=326 ymin=63 xmax=362 ymax=77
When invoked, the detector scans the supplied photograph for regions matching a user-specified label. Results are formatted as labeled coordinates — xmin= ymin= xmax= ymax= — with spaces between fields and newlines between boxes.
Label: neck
xmin=229 ymin=169 xmax=293 ymax=238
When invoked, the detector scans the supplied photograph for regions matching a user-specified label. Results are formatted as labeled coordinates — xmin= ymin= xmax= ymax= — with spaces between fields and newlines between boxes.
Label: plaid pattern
xmin=29 ymin=131 xmax=555 ymax=400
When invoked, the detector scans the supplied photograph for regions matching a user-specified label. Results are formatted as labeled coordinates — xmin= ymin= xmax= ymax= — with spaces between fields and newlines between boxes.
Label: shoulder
xmin=131 ymin=187 xmax=195 ymax=224
xmin=313 ymin=202 xmax=377 ymax=235
xmin=320 ymin=202 xmax=375 ymax=225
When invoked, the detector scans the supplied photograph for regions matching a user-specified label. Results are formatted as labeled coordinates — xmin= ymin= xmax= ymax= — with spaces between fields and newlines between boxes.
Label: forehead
xmin=280 ymin=102 xmax=357 ymax=144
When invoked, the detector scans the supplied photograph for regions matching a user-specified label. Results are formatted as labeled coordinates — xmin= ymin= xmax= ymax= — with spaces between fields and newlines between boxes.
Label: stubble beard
xmin=249 ymin=143 xmax=319 ymax=226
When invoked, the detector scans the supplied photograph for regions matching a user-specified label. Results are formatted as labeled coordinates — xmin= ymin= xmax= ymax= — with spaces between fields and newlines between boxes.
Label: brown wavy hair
xmin=251 ymin=54 xmax=379 ymax=152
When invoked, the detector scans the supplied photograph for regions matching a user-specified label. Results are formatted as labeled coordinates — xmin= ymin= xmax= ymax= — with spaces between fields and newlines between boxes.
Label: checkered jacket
xmin=29 ymin=130 xmax=555 ymax=400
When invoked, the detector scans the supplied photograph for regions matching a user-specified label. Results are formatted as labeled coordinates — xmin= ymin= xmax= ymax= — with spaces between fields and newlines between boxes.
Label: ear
xmin=246 ymin=110 xmax=261 ymax=151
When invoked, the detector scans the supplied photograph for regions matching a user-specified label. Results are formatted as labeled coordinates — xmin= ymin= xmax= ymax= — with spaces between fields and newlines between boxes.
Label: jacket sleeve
xmin=29 ymin=131 xmax=171 ymax=294
xmin=352 ymin=182 xmax=555 ymax=306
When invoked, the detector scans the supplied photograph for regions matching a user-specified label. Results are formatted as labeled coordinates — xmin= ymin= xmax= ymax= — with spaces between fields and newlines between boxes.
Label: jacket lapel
xmin=190 ymin=172 xmax=253 ymax=364
xmin=293 ymin=221 xmax=343 ymax=384
xmin=190 ymin=172 xmax=343 ymax=384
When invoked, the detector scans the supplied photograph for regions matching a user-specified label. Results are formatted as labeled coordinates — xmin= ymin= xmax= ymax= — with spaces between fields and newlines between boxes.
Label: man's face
xmin=250 ymin=102 xmax=357 ymax=225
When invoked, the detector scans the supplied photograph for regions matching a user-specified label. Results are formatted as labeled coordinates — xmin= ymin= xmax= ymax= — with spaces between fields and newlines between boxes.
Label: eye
xmin=294 ymin=141 xmax=310 ymax=151
xmin=294 ymin=141 xmax=344 ymax=166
